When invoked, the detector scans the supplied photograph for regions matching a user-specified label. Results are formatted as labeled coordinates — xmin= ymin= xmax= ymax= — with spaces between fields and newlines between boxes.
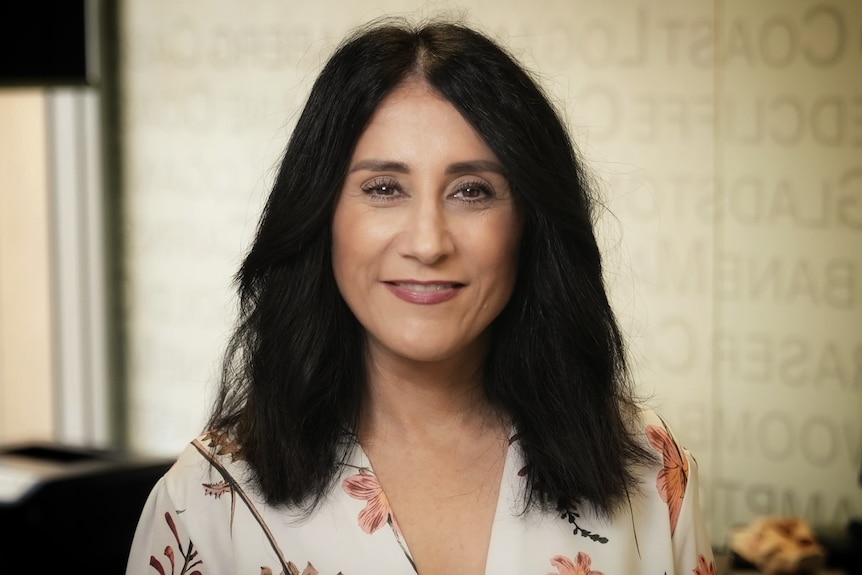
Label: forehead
xmin=351 ymin=79 xmax=500 ymax=164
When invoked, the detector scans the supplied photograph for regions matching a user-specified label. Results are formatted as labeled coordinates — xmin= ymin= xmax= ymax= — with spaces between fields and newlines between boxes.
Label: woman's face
xmin=332 ymin=80 xmax=522 ymax=367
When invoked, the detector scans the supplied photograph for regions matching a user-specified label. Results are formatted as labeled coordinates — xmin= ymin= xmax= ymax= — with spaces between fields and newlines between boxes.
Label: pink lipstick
xmin=383 ymin=281 xmax=463 ymax=304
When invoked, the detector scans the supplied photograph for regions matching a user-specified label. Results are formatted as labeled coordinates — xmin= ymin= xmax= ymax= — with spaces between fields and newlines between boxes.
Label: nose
xmin=398 ymin=196 xmax=454 ymax=264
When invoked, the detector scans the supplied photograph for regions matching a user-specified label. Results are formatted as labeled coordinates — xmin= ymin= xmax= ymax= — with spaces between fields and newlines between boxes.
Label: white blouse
xmin=125 ymin=409 xmax=715 ymax=575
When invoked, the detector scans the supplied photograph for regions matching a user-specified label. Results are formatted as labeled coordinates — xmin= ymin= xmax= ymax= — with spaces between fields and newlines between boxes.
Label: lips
xmin=383 ymin=281 xmax=464 ymax=304
xmin=391 ymin=282 xmax=459 ymax=291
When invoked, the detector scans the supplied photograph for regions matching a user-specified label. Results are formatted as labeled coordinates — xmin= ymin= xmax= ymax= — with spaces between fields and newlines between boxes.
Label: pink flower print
xmin=342 ymin=469 xmax=397 ymax=534
xmin=548 ymin=552 xmax=605 ymax=575
xmin=647 ymin=423 xmax=689 ymax=535
xmin=693 ymin=554 xmax=716 ymax=575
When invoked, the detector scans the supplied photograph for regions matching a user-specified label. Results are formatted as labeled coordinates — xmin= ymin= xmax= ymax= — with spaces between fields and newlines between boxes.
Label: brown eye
xmin=453 ymin=180 xmax=494 ymax=203
xmin=361 ymin=177 xmax=403 ymax=200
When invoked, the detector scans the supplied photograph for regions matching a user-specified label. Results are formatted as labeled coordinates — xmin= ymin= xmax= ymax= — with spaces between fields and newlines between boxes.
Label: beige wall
xmin=0 ymin=90 xmax=55 ymax=443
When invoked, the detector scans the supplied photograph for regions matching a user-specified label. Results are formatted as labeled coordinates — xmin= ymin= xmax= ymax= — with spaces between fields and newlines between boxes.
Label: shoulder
xmin=160 ymin=428 xmax=254 ymax=507
xmin=629 ymin=407 xmax=705 ymax=521
xmin=626 ymin=406 xmax=703 ymax=504
xmin=631 ymin=407 xmax=693 ymax=464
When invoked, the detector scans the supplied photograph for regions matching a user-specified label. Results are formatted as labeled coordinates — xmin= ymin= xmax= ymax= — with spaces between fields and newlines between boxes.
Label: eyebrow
xmin=446 ymin=160 xmax=506 ymax=176
xmin=348 ymin=159 xmax=507 ymax=176
xmin=348 ymin=160 xmax=409 ymax=174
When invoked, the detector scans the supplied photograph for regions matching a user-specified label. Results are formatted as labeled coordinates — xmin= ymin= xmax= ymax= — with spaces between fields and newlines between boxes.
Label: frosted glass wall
xmin=712 ymin=0 xmax=862 ymax=538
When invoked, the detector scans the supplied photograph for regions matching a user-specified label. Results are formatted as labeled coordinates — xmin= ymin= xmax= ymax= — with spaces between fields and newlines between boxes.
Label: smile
xmin=383 ymin=281 xmax=464 ymax=304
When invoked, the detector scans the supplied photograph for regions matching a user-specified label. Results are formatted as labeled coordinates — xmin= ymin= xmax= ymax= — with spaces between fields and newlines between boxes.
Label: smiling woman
xmin=125 ymin=17 xmax=714 ymax=575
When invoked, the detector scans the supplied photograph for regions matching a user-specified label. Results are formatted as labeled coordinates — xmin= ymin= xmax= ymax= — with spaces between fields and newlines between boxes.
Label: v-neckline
xmin=352 ymin=429 xmax=520 ymax=575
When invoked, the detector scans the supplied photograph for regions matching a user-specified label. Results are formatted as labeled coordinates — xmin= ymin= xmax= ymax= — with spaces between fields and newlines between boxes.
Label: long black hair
xmin=207 ymin=17 xmax=655 ymax=518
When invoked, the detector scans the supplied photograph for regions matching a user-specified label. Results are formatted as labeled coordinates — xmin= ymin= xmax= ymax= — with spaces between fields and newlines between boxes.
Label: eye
xmin=360 ymin=177 xmax=403 ymax=201
xmin=452 ymin=180 xmax=494 ymax=203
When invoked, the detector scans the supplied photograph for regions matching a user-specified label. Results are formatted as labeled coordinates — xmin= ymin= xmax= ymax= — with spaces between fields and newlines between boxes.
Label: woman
xmin=126 ymin=18 xmax=715 ymax=575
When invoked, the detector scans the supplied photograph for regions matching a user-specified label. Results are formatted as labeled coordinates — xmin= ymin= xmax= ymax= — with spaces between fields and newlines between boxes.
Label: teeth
xmin=395 ymin=283 xmax=453 ymax=292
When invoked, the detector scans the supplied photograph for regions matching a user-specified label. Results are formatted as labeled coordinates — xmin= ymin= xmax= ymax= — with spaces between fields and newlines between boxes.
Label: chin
xmin=393 ymin=346 xmax=463 ymax=364
xmin=376 ymin=334 xmax=489 ymax=367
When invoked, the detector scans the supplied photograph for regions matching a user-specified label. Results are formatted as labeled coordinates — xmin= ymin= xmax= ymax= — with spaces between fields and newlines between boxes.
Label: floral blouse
xmin=125 ymin=409 xmax=715 ymax=575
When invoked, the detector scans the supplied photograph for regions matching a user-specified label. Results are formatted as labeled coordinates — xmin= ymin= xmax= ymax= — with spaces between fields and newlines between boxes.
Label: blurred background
xmin=0 ymin=0 xmax=860 ymax=557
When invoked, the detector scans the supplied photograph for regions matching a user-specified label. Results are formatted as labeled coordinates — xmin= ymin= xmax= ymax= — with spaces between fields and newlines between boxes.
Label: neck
xmin=359 ymin=341 xmax=504 ymax=445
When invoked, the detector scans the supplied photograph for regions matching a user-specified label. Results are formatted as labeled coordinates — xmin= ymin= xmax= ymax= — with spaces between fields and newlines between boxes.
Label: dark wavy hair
xmin=207 ymin=17 xmax=655 ymax=518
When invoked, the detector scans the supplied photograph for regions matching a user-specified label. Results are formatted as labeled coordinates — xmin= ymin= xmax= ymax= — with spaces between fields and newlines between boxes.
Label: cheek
xmin=496 ymin=244 xmax=521 ymax=295
xmin=482 ymin=218 xmax=522 ymax=279
xmin=462 ymin=219 xmax=522 ymax=312
xmin=331 ymin=205 xmax=388 ymax=284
